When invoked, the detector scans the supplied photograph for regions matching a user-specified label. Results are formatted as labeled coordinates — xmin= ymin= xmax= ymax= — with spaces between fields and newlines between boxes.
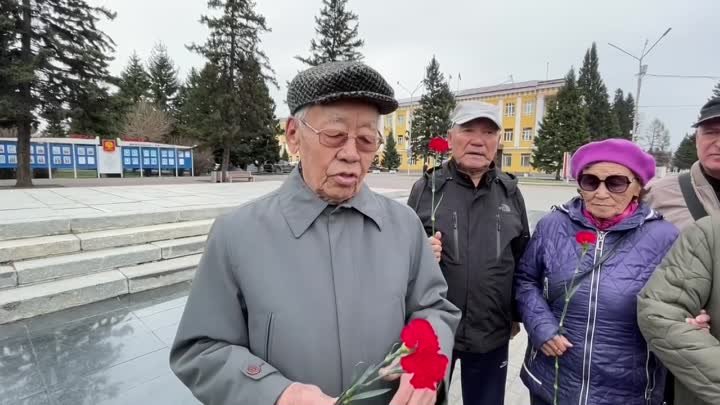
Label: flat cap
xmin=287 ymin=61 xmax=398 ymax=115
xmin=692 ymin=97 xmax=720 ymax=127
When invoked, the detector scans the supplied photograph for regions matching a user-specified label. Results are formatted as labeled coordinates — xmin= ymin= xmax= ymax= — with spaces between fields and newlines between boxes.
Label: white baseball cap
xmin=451 ymin=102 xmax=502 ymax=129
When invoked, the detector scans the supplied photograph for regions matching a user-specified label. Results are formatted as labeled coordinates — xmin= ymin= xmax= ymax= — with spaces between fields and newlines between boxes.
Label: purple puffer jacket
xmin=515 ymin=197 xmax=678 ymax=405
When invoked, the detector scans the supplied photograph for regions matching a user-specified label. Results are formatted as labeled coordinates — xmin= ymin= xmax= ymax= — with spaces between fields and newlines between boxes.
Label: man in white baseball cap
xmin=408 ymin=102 xmax=530 ymax=405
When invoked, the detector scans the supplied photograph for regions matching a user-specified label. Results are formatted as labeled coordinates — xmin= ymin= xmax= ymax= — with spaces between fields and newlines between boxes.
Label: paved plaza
xmin=0 ymin=176 xmax=576 ymax=405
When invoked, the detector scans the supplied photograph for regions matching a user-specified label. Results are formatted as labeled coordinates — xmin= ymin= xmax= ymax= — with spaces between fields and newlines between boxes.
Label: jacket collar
xmin=279 ymin=166 xmax=384 ymax=238
xmin=556 ymin=197 xmax=661 ymax=231
xmin=692 ymin=161 xmax=720 ymax=208
xmin=426 ymin=159 xmax=518 ymax=195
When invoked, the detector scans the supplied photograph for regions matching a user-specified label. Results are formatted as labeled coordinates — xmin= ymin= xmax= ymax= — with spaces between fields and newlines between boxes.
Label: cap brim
xmin=297 ymin=91 xmax=399 ymax=115
xmin=454 ymin=113 xmax=502 ymax=129
xmin=692 ymin=113 xmax=720 ymax=128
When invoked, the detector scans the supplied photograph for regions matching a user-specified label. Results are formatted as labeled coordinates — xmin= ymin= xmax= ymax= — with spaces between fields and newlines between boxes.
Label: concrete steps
xmin=13 ymin=244 xmax=162 ymax=286
xmin=0 ymin=254 xmax=203 ymax=324
xmin=120 ymin=254 xmax=201 ymax=294
xmin=77 ymin=220 xmax=213 ymax=251
xmin=0 ymin=234 xmax=80 ymax=263
xmin=0 ymin=205 xmax=235 ymax=242
xmin=0 ymin=207 xmax=216 ymax=324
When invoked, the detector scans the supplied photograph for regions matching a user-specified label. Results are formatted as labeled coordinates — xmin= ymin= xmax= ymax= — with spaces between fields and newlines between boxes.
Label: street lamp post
xmin=609 ymin=27 xmax=672 ymax=142
xmin=397 ymin=80 xmax=423 ymax=175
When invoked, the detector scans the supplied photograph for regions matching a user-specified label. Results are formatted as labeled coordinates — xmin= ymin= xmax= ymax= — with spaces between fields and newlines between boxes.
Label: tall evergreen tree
xmin=67 ymin=82 xmax=118 ymax=137
xmin=295 ymin=0 xmax=364 ymax=66
xmin=673 ymin=133 xmax=698 ymax=170
xmin=188 ymin=0 xmax=276 ymax=179
xmin=41 ymin=102 xmax=68 ymax=137
xmin=712 ymin=81 xmax=720 ymax=100
xmin=148 ymin=43 xmax=180 ymax=112
xmin=189 ymin=0 xmax=274 ymax=179
xmin=0 ymin=0 xmax=115 ymax=186
xmin=410 ymin=56 xmax=456 ymax=163
xmin=118 ymin=52 xmax=151 ymax=104
xmin=578 ymin=43 xmax=618 ymax=140
xmin=611 ymin=89 xmax=634 ymax=140
xmin=382 ymin=132 xmax=401 ymax=170
xmin=532 ymin=68 xmax=587 ymax=179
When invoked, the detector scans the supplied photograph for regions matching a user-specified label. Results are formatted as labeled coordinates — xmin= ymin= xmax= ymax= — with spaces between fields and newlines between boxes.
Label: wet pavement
xmin=0 ymin=283 xmax=198 ymax=405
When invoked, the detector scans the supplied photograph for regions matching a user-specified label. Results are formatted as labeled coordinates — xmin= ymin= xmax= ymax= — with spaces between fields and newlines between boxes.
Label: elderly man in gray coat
xmin=170 ymin=61 xmax=461 ymax=405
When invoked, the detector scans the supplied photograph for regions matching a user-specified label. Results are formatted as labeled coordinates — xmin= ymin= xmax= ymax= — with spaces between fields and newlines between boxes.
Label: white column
xmin=157 ymin=147 xmax=162 ymax=177
xmin=191 ymin=150 xmax=195 ymax=177
xmin=174 ymin=148 xmax=179 ymax=177
xmin=535 ymin=94 xmax=546 ymax=129
xmin=139 ymin=147 xmax=144 ymax=177
xmin=72 ymin=144 xmax=78 ymax=179
xmin=514 ymin=96 xmax=522 ymax=148
xmin=392 ymin=111 xmax=397 ymax=136
xmin=46 ymin=142 xmax=52 ymax=179
xmin=497 ymin=99 xmax=505 ymax=128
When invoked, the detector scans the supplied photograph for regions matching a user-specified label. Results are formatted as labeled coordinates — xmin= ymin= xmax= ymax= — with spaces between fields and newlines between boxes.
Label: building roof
xmin=397 ymin=78 xmax=564 ymax=107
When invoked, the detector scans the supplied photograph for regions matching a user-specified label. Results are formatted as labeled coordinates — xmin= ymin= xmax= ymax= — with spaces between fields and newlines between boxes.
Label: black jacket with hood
xmin=408 ymin=159 xmax=530 ymax=353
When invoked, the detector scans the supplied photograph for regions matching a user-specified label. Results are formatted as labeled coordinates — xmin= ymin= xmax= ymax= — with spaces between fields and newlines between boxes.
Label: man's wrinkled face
xmin=286 ymin=101 xmax=381 ymax=204
xmin=448 ymin=118 xmax=501 ymax=174
xmin=697 ymin=119 xmax=720 ymax=177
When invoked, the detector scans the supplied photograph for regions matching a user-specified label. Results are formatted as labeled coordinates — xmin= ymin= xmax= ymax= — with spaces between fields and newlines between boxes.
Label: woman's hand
xmin=541 ymin=335 xmax=573 ymax=357
xmin=686 ymin=309 xmax=711 ymax=333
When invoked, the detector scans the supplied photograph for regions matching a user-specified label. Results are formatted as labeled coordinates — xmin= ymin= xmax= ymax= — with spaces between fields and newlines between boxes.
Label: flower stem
xmin=553 ymin=244 xmax=590 ymax=405
xmin=431 ymin=156 xmax=436 ymax=235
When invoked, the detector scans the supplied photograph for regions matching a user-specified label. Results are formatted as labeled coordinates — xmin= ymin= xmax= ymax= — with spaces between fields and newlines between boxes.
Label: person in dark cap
xmin=170 ymin=61 xmax=460 ymax=405
xmin=646 ymin=97 xmax=720 ymax=230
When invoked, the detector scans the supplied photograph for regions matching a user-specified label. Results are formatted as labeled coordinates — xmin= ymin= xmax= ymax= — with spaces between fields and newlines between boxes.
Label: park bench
xmin=227 ymin=170 xmax=254 ymax=182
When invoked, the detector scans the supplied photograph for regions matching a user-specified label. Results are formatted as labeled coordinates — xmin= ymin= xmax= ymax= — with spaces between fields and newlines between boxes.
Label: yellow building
xmin=382 ymin=79 xmax=564 ymax=174
xmin=276 ymin=78 xmax=563 ymax=174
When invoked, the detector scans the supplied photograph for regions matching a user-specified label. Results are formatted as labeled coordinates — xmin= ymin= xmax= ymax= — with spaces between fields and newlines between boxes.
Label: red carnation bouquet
xmin=334 ymin=319 xmax=448 ymax=404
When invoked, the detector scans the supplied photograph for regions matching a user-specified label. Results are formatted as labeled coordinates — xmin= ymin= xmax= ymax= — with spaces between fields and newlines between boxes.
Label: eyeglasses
xmin=578 ymin=174 xmax=635 ymax=193
xmin=298 ymin=119 xmax=383 ymax=152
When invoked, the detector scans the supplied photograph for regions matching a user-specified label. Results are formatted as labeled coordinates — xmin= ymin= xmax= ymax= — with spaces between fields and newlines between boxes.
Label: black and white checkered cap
xmin=287 ymin=61 xmax=398 ymax=115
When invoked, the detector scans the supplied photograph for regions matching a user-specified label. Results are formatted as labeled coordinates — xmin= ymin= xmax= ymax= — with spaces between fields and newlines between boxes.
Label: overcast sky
xmin=93 ymin=0 xmax=719 ymax=148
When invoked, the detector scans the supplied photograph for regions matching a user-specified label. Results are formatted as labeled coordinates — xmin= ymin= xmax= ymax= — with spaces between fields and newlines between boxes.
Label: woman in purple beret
xmin=515 ymin=139 xmax=680 ymax=405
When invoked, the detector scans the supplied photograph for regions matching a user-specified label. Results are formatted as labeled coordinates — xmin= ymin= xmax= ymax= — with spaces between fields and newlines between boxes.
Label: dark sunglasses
xmin=578 ymin=174 xmax=635 ymax=193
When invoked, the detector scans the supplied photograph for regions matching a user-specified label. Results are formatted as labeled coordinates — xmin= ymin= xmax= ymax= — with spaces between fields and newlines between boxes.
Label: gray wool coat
xmin=170 ymin=169 xmax=460 ymax=405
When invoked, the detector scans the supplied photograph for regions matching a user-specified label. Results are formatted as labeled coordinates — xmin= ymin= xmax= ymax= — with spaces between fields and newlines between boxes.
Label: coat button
xmin=246 ymin=364 xmax=262 ymax=375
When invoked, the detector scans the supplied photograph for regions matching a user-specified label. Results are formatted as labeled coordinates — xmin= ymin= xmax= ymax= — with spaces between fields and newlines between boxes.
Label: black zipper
xmin=496 ymin=211 xmax=502 ymax=260
xmin=452 ymin=211 xmax=459 ymax=260
xmin=265 ymin=312 xmax=274 ymax=362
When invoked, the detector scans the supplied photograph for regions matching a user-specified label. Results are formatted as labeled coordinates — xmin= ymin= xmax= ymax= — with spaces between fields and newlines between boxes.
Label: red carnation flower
xmin=575 ymin=231 xmax=597 ymax=246
xmin=428 ymin=137 xmax=450 ymax=154
xmin=400 ymin=349 xmax=449 ymax=390
xmin=401 ymin=319 xmax=440 ymax=353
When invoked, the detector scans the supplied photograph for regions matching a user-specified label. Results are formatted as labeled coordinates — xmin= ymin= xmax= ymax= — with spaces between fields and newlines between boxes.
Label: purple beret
xmin=571 ymin=138 xmax=656 ymax=185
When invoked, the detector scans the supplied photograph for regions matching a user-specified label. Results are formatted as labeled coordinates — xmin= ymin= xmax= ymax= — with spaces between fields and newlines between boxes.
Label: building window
xmin=502 ymin=154 xmax=512 ymax=168
xmin=409 ymin=156 xmax=416 ymax=165
xmin=505 ymin=103 xmax=515 ymax=117
xmin=397 ymin=115 xmax=405 ymax=125
xmin=521 ymin=154 xmax=532 ymax=167
xmin=523 ymin=128 xmax=533 ymax=141
xmin=397 ymin=135 xmax=404 ymax=144
xmin=524 ymin=102 xmax=534 ymax=115
xmin=504 ymin=129 xmax=514 ymax=142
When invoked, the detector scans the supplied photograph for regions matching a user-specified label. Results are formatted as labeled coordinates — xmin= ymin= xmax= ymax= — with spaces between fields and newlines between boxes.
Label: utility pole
xmin=609 ymin=27 xmax=672 ymax=142
xmin=397 ymin=80 xmax=423 ymax=175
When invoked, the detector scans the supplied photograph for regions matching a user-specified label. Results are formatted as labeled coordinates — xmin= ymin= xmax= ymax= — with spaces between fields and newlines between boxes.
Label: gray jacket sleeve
xmin=405 ymin=212 xmax=461 ymax=400
xmin=170 ymin=217 xmax=292 ymax=405
xmin=637 ymin=221 xmax=720 ymax=404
